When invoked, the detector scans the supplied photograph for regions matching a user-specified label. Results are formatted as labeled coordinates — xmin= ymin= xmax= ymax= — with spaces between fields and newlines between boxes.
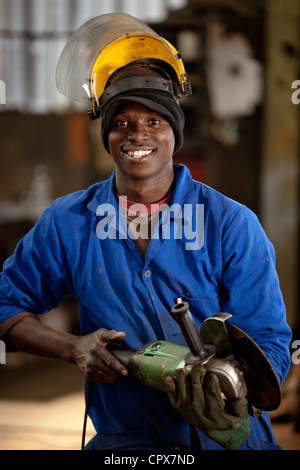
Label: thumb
xmin=228 ymin=396 xmax=248 ymax=418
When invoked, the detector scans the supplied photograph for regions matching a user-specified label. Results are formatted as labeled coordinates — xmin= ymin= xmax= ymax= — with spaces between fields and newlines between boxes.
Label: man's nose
xmin=127 ymin=121 xmax=149 ymax=141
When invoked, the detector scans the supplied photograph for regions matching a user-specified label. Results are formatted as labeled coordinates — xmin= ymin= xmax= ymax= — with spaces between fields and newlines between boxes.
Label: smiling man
xmin=0 ymin=14 xmax=292 ymax=451
xmin=108 ymin=101 xmax=175 ymax=194
xmin=101 ymin=65 xmax=183 ymax=194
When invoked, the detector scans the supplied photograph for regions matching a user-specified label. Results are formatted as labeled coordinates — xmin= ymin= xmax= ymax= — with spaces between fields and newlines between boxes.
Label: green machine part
xmin=139 ymin=341 xmax=189 ymax=391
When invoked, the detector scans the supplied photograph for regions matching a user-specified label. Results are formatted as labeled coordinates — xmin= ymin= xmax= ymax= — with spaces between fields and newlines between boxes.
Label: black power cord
xmin=81 ymin=380 xmax=91 ymax=450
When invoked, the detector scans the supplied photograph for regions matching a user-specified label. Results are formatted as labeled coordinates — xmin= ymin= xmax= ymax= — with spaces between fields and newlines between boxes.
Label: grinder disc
xmin=200 ymin=314 xmax=281 ymax=411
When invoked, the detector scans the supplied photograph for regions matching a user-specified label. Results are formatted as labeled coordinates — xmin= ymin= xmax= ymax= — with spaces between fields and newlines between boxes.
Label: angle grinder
xmin=108 ymin=300 xmax=281 ymax=413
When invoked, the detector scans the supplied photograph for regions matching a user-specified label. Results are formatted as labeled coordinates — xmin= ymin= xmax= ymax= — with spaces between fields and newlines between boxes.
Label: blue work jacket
xmin=0 ymin=164 xmax=291 ymax=450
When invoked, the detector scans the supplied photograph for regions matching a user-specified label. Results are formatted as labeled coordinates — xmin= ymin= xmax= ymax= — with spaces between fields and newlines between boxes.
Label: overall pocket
xmin=180 ymin=294 xmax=221 ymax=325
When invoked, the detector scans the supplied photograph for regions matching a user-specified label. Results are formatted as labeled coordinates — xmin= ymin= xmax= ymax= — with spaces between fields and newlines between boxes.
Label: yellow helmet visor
xmin=56 ymin=13 xmax=190 ymax=110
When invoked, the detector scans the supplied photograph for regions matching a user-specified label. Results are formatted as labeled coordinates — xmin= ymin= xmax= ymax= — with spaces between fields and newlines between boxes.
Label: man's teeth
xmin=127 ymin=150 xmax=152 ymax=158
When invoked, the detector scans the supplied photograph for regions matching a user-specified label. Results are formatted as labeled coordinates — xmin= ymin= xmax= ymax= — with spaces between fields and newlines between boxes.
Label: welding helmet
xmin=55 ymin=13 xmax=192 ymax=120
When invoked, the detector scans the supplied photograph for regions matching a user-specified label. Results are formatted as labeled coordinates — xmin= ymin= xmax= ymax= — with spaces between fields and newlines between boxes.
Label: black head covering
xmin=100 ymin=64 xmax=185 ymax=154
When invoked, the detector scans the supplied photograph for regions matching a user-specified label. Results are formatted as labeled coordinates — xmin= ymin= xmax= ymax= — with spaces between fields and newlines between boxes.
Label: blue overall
xmin=0 ymin=164 xmax=291 ymax=450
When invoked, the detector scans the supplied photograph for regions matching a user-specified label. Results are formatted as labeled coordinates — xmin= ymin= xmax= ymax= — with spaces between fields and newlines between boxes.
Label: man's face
xmin=107 ymin=101 xmax=175 ymax=182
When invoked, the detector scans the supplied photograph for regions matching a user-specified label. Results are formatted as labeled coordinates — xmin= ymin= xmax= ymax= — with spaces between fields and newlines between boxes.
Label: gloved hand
xmin=166 ymin=365 xmax=251 ymax=450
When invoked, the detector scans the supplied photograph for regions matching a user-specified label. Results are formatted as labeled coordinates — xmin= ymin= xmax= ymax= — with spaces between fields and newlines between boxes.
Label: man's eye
xmin=112 ymin=119 xmax=128 ymax=128
xmin=149 ymin=119 xmax=160 ymax=125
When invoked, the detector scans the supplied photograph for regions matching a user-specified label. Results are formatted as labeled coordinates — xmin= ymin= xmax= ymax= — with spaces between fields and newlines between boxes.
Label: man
xmin=0 ymin=14 xmax=291 ymax=450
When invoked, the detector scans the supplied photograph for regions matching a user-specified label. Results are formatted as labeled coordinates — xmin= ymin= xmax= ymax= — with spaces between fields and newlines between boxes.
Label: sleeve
xmin=0 ymin=202 xmax=69 ymax=325
xmin=220 ymin=206 xmax=292 ymax=384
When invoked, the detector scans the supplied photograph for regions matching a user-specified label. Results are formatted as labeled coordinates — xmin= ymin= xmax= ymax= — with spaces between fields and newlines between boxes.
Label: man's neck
xmin=115 ymin=171 xmax=175 ymax=204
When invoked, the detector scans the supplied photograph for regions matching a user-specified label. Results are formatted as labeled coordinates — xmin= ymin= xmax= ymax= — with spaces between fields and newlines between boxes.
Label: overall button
xmin=144 ymin=269 xmax=152 ymax=278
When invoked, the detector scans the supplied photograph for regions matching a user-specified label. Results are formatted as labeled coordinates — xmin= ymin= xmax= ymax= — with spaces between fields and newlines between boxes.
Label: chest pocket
xmin=180 ymin=294 xmax=221 ymax=327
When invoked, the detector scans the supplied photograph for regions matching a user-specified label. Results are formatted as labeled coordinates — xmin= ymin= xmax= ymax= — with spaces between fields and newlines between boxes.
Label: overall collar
xmin=87 ymin=164 xmax=196 ymax=216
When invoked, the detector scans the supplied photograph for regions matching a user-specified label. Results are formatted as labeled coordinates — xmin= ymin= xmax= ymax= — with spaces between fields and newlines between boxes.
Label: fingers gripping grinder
xmin=110 ymin=301 xmax=281 ymax=414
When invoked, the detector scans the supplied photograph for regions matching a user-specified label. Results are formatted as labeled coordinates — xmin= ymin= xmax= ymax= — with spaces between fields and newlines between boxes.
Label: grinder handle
xmin=171 ymin=301 xmax=215 ymax=363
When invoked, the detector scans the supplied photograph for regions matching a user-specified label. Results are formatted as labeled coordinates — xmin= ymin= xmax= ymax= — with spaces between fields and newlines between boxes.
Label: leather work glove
xmin=166 ymin=365 xmax=251 ymax=450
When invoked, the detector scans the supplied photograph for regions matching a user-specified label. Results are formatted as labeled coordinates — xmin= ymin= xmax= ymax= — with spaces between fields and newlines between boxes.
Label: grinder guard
xmin=200 ymin=314 xmax=281 ymax=411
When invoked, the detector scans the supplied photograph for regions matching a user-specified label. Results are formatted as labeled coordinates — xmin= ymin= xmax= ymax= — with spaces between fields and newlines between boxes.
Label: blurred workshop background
xmin=0 ymin=0 xmax=300 ymax=450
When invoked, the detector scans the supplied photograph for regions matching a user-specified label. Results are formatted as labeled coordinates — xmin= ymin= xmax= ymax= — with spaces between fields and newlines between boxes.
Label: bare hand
xmin=72 ymin=328 xmax=129 ymax=383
